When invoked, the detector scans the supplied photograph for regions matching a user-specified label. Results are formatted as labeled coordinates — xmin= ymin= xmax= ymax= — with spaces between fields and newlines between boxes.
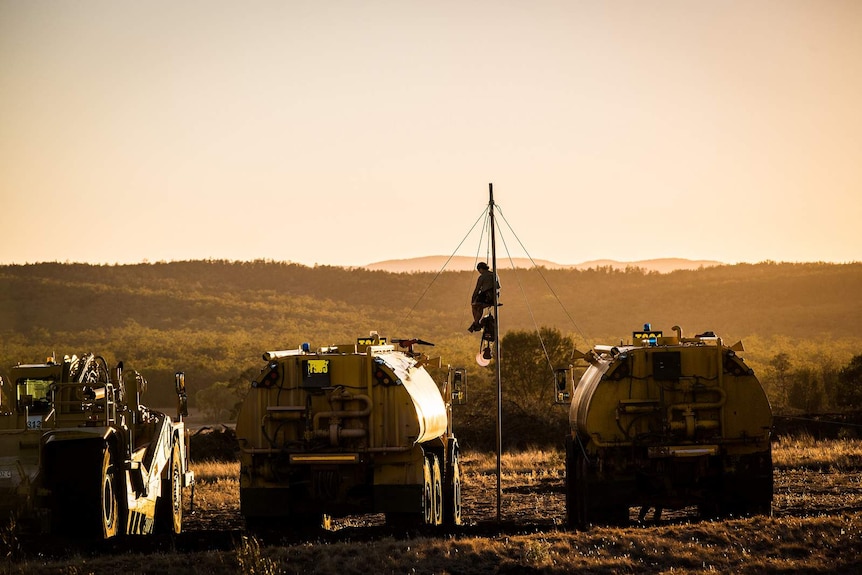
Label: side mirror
xmin=554 ymin=367 xmax=571 ymax=404
xmin=175 ymin=372 xmax=188 ymax=418
xmin=450 ymin=368 xmax=467 ymax=405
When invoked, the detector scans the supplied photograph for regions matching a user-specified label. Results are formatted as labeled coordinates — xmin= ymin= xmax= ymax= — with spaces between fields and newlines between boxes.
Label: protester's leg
xmin=469 ymin=304 xmax=483 ymax=331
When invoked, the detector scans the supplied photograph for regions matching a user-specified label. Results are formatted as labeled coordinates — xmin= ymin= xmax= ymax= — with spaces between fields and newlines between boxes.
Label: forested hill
xmin=1 ymin=260 xmax=860 ymax=404
xmin=2 ymin=260 xmax=858 ymax=339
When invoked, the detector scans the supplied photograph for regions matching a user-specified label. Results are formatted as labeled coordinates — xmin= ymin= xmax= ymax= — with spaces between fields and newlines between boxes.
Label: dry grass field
xmin=4 ymin=435 xmax=862 ymax=574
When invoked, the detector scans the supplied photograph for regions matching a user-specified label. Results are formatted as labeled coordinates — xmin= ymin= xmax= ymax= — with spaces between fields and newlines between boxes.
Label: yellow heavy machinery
xmin=0 ymin=353 xmax=194 ymax=538
xmin=555 ymin=326 xmax=773 ymax=528
xmin=236 ymin=335 xmax=466 ymax=529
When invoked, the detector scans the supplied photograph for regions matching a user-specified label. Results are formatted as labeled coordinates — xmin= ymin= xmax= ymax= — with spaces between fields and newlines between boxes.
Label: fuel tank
xmin=570 ymin=330 xmax=772 ymax=447
xmin=235 ymin=336 xmax=464 ymax=526
xmin=236 ymin=342 xmax=448 ymax=452
xmin=562 ymin=327 xmax=774 ymax=527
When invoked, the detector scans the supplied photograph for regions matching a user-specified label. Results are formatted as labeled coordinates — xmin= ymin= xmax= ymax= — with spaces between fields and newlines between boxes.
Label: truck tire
xmin=100 ymin=447 xmax=120 ymax=539
xmin=430 ymin=454 xmax=443 ymax=526
xmin=390 ymin=455 xmax=435 ymax=528
xmin=422 ymin=455 xmax=433 ymax=525
xmin=156 ymin=440 xmax=183 ymax=534
xmin=566 ymin=437 xmax=587 ymax=530
xmin=443 ymin=442 xmax=462 ymax=526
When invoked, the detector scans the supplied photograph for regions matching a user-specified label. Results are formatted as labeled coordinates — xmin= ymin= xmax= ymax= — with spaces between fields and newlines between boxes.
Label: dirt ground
xmin=182 ymin=454 xmax=862 ymax=536
xmin=5 ymin=446 xmax=862 ymax=574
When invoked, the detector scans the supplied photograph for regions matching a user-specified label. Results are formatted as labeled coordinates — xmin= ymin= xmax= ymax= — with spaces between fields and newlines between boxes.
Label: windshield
xmin=17 ymin=377 xmax=52 ymax=414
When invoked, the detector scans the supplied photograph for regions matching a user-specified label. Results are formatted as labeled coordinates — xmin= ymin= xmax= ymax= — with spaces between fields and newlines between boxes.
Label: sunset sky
xmin=1 ymin=1 xmax=860 ymax=268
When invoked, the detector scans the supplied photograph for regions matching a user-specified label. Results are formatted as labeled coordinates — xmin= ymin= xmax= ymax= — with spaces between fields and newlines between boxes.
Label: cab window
xmin=17 ymin=378 xmax=52 ymax=414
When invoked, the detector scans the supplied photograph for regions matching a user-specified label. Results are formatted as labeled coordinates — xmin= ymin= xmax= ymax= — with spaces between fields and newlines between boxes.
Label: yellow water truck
xmin=236 ymin=335 xmax=466 ymax=528
xmin=555 ymin=326 xmax=773 ymax=528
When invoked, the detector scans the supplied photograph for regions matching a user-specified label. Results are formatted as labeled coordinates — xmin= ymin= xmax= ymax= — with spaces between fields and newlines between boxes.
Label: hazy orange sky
xmin=1 ymin=1 xmax=859 ymax=268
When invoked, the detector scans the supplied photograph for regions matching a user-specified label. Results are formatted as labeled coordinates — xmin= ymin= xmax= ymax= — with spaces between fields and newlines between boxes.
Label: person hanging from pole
xmin=468 ymin=262 xmax=500 ymax=332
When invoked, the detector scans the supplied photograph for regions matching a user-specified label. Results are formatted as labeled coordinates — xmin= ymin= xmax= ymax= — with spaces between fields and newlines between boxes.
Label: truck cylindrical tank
xmin=564 ymin=330 xmax=773 ymax=528
xmin=236 ymin=338 xmax=463 ymax=528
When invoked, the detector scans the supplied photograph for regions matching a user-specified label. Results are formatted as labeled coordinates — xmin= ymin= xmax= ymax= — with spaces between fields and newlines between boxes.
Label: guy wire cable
xmin=496 ymin=205 xmax=589 ymax=360
xmin=495 ymin=228 xmax=558 ymax=377
xmin=396 ymin=207 xmax=489 ymax=332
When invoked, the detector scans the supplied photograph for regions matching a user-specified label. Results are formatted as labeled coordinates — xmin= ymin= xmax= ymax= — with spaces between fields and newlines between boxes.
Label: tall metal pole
xmin=489 ymin=183 xmax=503 ymax=523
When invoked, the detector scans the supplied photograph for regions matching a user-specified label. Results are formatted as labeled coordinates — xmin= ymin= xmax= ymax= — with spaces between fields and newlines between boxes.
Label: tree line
xmin=1 ymin=260 xmax=861 ymax=447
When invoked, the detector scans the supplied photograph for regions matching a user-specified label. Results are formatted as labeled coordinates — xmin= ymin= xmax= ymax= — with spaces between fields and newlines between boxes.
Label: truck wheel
xmin=571 ymin=446 xmax=628 ymax=528
xmin=749 ymin=476 xmax=774 ymax=517
xmin=591 ymin=484 xmax=630 ymax=526
xmin=385 ymin=453 xmax=437 ymax=529
xmin=572 ymin=448 xmax=588 ymax=529
xmin=565 ymin=436 xmax=586 ymax=529
xmin=100 ymin=447 xmax=120 ymax=539
xmin=156 ymin=441 xmax=183 ymax=534
xmin=566 ymin=437 xmax=582 ymax=528
xmin=422 ymin=456 xmax=433 ymax=525
xmin=443 ymin=443 xmax=462 ymax=526
xmin=430 ymin=455 xmax=443 ymax=526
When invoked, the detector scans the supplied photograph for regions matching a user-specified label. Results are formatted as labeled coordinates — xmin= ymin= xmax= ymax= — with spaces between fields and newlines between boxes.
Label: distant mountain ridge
xmin=365 ymin=256 xmax=723 ymax=273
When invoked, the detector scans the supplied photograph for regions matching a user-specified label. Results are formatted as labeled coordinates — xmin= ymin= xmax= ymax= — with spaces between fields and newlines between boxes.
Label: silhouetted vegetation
xmin=2 ymin=260 xmax=861 ymax=447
